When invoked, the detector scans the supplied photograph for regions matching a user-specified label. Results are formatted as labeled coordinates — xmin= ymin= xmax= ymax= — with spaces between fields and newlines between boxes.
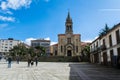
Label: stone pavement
xmin=0 ymin=61 xmax=120 ymax=80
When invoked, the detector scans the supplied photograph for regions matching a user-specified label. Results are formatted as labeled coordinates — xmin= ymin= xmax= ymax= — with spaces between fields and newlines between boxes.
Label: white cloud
xmin=24 ymin=37 xmax=36 ymax=46
xmin=0 ymin=0 xmax=32 ymax=22
xmin=1 ymin=1 xmax=7 ymax=10
xmin=0 ymin=23 xmax=8 ymax=28
xmin=50 ymin=42 xmax=57 ymax=45
xmin=95 ymin=36 xmax=98 ymax=39
xmin=82 ymin=40 xmax=92 ymax=43
xmin=44 ymin=37 xmax=50 ymax=40
xmin=0 ymin=0 xmax=32 ymax=10
xmin=0 ymin=0 xmax=32 ymax=21
xmin=0 ymin=15 xmax=15 ymax=22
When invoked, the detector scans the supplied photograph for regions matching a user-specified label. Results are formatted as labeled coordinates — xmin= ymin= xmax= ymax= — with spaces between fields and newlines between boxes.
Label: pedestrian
xmin=8 ymin=55 xmax=12 ymax=68
xmin=27 ymin=54 xmax=31 ymax=67
xmin=31 ymin=59 xmax=34 ymax=66
xmin=34 ymin=56 xmax=38 ymax=66
xmin=16 ymin=55 xmax=20 ymax=64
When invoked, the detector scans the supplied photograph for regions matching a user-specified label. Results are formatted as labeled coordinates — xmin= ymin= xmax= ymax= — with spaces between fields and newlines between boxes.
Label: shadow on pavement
xmin=69 ymin=63 xmax=84 ymax=80
xmin=69 ymin=62 xmax=120 ymax=80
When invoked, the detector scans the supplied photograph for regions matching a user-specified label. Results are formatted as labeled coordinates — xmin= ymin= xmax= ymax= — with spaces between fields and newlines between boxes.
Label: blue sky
xmin=0 ymin=0 xmax=120 ymax=45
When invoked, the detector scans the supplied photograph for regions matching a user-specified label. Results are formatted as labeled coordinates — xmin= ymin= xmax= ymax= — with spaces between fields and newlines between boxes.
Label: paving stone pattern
xmin=0 ymin=61 xmax=120 ymax=80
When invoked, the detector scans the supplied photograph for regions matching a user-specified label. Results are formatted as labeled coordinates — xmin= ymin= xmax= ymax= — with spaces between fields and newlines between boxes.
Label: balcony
xmin=100 ymin=45 xmax=107 ymax=51
xmin=90 ymin=46 xmax=101 ymax=53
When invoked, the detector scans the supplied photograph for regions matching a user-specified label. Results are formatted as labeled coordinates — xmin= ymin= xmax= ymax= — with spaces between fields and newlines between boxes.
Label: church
xmin=51 ymin=12 xmax=81 ymax=56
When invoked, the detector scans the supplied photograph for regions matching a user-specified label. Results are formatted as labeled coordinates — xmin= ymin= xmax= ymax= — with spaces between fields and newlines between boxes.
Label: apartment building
xmin=31 ymin=39 xmax=50 ymax=55
xmin=90 ymin=23 xmax=120 ymax=67
xmin=0 ymin=38 xmax=21 ymax=56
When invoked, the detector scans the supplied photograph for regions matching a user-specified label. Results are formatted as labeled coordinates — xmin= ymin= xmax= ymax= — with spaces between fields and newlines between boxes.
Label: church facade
xmin=57 ymin=12 xmax=81 ymax=56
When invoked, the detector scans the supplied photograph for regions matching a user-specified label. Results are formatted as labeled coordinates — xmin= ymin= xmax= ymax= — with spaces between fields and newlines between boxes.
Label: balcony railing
xmin=90 ymin=47 xmax=100 ymax=53
xmin=100 ymin=45 xmax=107 ymax=51
xmin=90 ymin=45 xmax=106 ymax=53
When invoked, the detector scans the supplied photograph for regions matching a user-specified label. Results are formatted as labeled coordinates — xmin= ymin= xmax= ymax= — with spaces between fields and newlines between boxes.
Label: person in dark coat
xmin=16 ymin=55 xmax=20 ymax=64
xmin=27 ymin=54 xmax=31 ymax=67
xmin=34 ymin=56 xmax=38 ymax=66
xmin=8 ymin=56 xmax=12 ymax=68
xmin=31 ymin=59 xmax=34 ymax=66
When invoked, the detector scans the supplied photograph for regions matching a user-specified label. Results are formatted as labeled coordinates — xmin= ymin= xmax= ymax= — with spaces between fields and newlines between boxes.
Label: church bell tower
xmin=65 ymin=12 xmax=73 ymax=34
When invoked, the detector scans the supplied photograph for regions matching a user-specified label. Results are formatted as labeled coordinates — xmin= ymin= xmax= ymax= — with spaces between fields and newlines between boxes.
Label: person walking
xmin=31 ymin=58 xmax=34 ymax=66
xmin=34 ymin=56 xmax=38 ymax=66
xmin=16 ymin=55 xmax=20 ymax=64
xmin=8 ymin=55 xmax=12 ymax=68
xmin=27 ymin=54 xmax=31 ymax=67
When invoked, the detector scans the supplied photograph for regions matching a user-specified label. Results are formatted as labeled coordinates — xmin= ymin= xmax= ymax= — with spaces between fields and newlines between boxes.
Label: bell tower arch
xmin=65 ymin=12 xmax=73 ymax=34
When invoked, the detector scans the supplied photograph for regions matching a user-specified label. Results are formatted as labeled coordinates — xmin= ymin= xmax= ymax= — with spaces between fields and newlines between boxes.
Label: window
xmin=76 ymin=39 xmax=78 ymax=44
xmin=69 ymin=26 xmax=72 ymax=31
xmin=96 ymin=41 xmax=98 ymax=48
xmin=55 ymin=50 xmax=57 ymax=56
xmin=76 ymin=39 xmax=78 ymax=42
xmin=101 ymin=39 xmax=106 ymax=50
xmin=67 ymin=38 xmax=71 ymax=43
xmin=110 ymin=49 xmax=114 ymax=64
xmin=10 ymin=41 xmax=12 ymax=43
xmin=109 ymin=35 xmax=112 ymax=47
xmin=5 ymin=47 xmax=7 ymax=48
xmin=110 ymin=49 xmax=113 ymax=55
xmin=31 ymin=43 xmax=34 ymax=46
xmin=94 ymin=44 xmax=95 ymax=49
xmin=116 ymin=30 xmax=120 ymax=44
xmin=117 ymin=47 xmax=120 ymax=56
xmin=76 ymin=46 xmax=78 ymax=53
xmin=9 ymin=44 xmax=12 ymax=46
xmin=103 ymin=39 xmax=105 ymax=46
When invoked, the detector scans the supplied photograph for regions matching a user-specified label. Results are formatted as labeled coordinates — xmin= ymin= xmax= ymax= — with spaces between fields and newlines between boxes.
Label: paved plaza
xmin=0 ymin=60 xmax=120 ymax=80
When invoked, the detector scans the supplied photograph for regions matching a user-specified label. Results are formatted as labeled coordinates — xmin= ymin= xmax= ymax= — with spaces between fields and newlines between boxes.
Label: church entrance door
xmin=67 ymin=50 xmax=72 ymax=56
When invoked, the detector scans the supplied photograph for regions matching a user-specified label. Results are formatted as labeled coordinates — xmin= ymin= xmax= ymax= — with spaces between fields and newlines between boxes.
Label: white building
xmin=31 ymin=39 xmax=50 ymax=55
xmin=90 ymin=23 xmax=120 ymax=67
xmin=0 ymin=38 xmax=21 ymax=56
